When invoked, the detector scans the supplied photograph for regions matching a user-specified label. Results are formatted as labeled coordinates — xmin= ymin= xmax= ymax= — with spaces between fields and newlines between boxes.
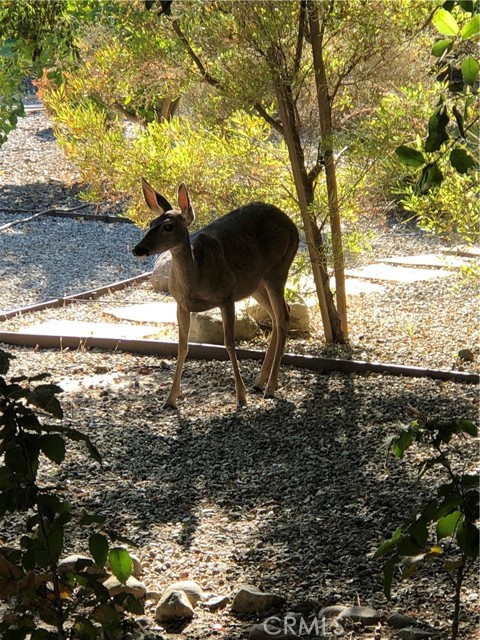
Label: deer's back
xmin=193 ymin=202 xmax=297 ymax=261
xmin=189 ymin=202 xmax=298 ymax=301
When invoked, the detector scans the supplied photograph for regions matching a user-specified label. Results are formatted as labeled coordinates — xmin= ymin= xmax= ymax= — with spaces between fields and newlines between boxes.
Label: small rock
xmin=232 ymin=584 xmax=286 ymax=614
xmin=337 ymin=605 xmax=380 ymax=626
xmin=58 ymin=555 xmax=106 ymax=577
xmin=318 ymin=605 xmax=348 ymax=620
xmin=458 ymin=348 xmax=474 ymax=362
xmin=103 ymin=575 xmax=147 ymax=599
xmin=155 ymin=590 xmax=195 ymax=621
xmin=189 ymin=308 xmax=259 ymax=344
xmin=244 ymin=296 xmax=310 ymax=334
xmin=160 ymin=580 xmax=204 ymax=607
xmin=388 ymin=612 xmax=419 ymax=629
xmin=203 ymin=595 xmax=230 ymax=611
xmin=396 ymin=627 xmax=434 ymax=640
xmin=249 ymin=623 xmax=299 ymax=640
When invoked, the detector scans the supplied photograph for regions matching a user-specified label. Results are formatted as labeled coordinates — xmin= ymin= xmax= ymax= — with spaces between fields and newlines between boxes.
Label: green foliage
xmin=0 ymin=349 xmax=140 ymax=639
xmin=0 ymin=0 xmax=78 ymax=145
xmin=394 ymin=0 xmax=479 ymax=226
xmin=376 ymin=412 xmax=479 ymax=638
xmin=40 ymin=66 xmax=296 ymax=227
xmin=399 ymin=166 xmax=479 ymax=242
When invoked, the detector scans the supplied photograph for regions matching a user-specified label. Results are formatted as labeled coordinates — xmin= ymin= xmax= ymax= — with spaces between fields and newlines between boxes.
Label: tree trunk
xmin=271 ymin=59 xmax=344 ymax=343
xmin=308 ymin=4 xmax=348 ymax=339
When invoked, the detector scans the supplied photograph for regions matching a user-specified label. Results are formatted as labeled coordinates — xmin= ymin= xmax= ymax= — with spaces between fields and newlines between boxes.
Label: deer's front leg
xmin=221 ymin=301 xmax=247 ymax=408
xmin=164 ymin=305 xmax=190 ymax=409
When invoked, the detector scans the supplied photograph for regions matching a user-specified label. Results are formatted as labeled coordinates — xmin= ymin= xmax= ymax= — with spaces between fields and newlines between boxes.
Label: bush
xmin=0 ymin=349 xmax=141 ymax=639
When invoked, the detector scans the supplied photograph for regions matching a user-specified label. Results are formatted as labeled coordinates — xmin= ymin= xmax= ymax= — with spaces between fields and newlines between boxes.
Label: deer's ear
xmin=141 ymin=178 xmax=173 ymax=214
xmin=178 ymin=183 xmax=195 ymax=226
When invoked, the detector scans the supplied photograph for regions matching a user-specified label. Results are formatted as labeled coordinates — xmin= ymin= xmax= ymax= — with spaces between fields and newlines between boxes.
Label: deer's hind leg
xmin=220 ymin=299 xmax=248 ymax=407
xmin=252 ymin=281 xmax=290 ymax=397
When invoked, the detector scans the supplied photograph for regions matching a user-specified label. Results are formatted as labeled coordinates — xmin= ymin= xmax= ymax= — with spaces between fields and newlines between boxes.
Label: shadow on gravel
xmin=68 ymin=368 xmax=477 ymax=601
xmin=0 ymin=182 xmax=146 ymax=307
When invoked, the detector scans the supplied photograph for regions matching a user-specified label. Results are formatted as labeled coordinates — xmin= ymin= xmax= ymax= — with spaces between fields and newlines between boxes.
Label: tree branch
xmin=171 ymin=19 xmax=283 ymax=135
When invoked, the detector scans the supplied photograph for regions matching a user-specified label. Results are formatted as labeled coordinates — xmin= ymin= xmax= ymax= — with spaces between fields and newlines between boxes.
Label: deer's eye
xmin=164 ymin=223 xmax=174 ymax=232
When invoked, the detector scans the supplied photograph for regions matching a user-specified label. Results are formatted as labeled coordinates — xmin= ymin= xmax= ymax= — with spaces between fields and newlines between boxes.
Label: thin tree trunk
xmin=271 ymin=62 xmax=344 ymax=343
xmin=308 ymin=3 xmax=348 ymax=339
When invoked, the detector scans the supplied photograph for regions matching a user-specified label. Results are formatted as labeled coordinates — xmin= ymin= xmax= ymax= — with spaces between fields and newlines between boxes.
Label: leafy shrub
xmin=39 ymin=68 xmax=296 ymax=228
xmin=376 ymin=413 xmax=479 ymax=639
xmin=0 ymin=349 xmax=141 ymax=639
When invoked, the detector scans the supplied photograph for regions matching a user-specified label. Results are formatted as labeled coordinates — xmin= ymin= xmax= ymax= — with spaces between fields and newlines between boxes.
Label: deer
xmin=132 ymin=179 xmax=299 ymax=409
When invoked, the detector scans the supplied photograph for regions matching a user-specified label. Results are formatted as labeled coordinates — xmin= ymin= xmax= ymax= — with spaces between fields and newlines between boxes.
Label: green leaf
xmin=410 ymin=518 xmax=429 ymax=547
xmin=39 ymin=434 xmax=66 ymax=464
xmin=452 ymin=104 xmax=466 ymax=137
xmin=431 ymin=38 xmax=453 ymax=57
xmin=428 ymin=104 xmax=449 ymax=134
xmin=108 ymin=547 xmax=132 ymax=584
xmin=461 ymin=55 xmax=479 ymax=85
xmin=461 ymin=14 xmax=480 ymax=39
xmin=395 ymin=145 xmax=425 ymax=168
xmin=27 ymin=385 xmax=63 ymax=419
xmin=375 ymin=526 xmax=404 ymax=558
xmin=437 ymin=510 xmax=463 ymax=539
xmin=390 ymin=428 xmax=415 ymax=458
xmin=455 ymin=418 xmax=478 ymax=436
xmin=383 ymin=554 xmax=399 ymax=600
xmin=92 ymin=602 xmax=121 ymax=629
xmin=458 ymin=0 xmax=475 ymax=11
xmin=418 ymin=162 xmax=444 ymax=192
xmin=433 ymin=8 xmax=459 ymax=36
xmin=450 ymin=148 xmax=477 ymax=173
xmin=117 ymin=592 xmax=145 ymax=614
xmin=73 ymin=617 xmax=98 ymax=640
xmin=89 ymin=533 xmax=109 ymax=567
xmin=457 ymin=521 xmax=479 ymax=558
xmin=0 ymin=349 xmax=13 ymax=375
xmin=425 ymin=130 xmax=449 ymax=151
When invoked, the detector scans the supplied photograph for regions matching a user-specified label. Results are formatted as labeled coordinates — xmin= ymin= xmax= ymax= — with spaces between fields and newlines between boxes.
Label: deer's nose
xmin=132 ymin=244 xmax=149 ymax=257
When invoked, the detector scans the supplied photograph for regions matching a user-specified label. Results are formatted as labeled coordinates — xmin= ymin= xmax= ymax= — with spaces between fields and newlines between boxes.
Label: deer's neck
xmin=169 ymin=240 xmax=198 ymax=307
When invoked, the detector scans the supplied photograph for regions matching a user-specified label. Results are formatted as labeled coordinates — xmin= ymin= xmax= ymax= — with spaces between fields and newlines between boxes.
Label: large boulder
xmin=244 ymin=295 xmax=310 ymax=334
xmin=189 ymin=308 xmax=260 ymax=344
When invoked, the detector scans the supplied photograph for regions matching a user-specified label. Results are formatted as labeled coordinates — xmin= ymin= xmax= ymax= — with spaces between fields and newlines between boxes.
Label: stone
xmin=155 ymin=589 xmax=195 ymax=621
xmin=458 ymin=348 xmax=474 ymax=362
xmin=249 ymin=623 xmax=300 ymax=640
xmin=396 ymin=627 xmax=434 ymax=640
xmin=103 ymin=575 xmax=147 ymax=599
xmin=337 ymin=605 xmax=380 ymax=626
xmin=232 ymin=584 xmax=286 ymax=614
xmin=203 ymin=595 xmax=230 ymax=611
xmin=319 ymin=604 xmax=348 ymax=620
xmin=159 ymin=580 xmax=204 ymax=607
xmin=58 ymin=554 xmax=106 ymax=577
xmin=189 ymin=308 xmax=259 ymax=344
xmin=244 ymin=296 xmax=310 ymax=334
xmin=388 ymin=612 xmax=419 ymax=629
xmin=151 ymin=251 xmax=172 ymax=292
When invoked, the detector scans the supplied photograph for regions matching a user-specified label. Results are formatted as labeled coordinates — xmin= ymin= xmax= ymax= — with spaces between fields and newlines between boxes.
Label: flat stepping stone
xmin=17 ymin=320 xmax=161 ymax=339
xmin=345 ymin=263 xmax=454 ymax=282
xmin=382 ymin=253 xmax=473 ymax=268
xmin=105 ymin=301 xmax=177 ymax=324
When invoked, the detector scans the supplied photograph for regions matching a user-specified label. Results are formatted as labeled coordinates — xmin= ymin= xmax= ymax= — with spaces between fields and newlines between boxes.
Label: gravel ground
xmin=0 ymin=110 xmax=479 ymax=639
